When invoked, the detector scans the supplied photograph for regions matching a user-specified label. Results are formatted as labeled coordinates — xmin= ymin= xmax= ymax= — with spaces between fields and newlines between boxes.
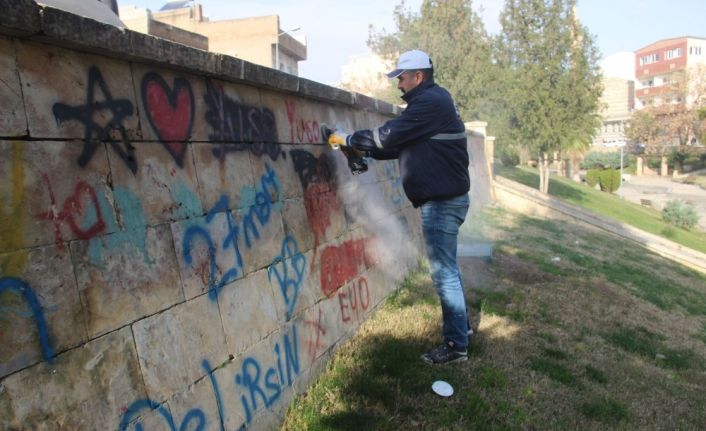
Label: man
xmin=327 ymin=49 xmax=471 ymax=364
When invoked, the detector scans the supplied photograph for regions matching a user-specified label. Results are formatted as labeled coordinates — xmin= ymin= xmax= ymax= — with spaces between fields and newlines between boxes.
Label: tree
xmin=627 ymin=64 xmax=706 ymax=155
xmin=367 ymin=0 xmax=496 ymax=121
xmin=495 ymin=0 xmax=602 ymax=193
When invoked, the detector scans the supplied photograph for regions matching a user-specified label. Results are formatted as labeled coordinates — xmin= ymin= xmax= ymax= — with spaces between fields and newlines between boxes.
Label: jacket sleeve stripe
xmin=373 ymin=128 xmax=384 ymax=148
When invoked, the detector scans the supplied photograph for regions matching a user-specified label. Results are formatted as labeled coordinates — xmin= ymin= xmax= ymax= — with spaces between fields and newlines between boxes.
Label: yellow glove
xmin=328 ymin=132 xmax=349 ymax=148
xmin=321 ymin=125 xmax=349 ymax=149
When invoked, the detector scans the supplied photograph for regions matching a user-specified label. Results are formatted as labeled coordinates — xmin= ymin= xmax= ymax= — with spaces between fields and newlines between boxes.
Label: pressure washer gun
xmin=321 ymin=124 xmax=368 ymax=175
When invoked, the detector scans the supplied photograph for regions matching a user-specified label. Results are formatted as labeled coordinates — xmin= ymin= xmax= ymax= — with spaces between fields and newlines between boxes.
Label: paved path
xmin=618 ymin=173 xmax=706 ymax=231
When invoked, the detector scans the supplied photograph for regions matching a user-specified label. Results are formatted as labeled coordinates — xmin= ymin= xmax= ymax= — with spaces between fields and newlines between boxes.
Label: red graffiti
xmin=37 ymin=175 xmax=106 ymax=245
xmin=338 ymin=277 xmax=370 ymax=323
xmin=320 ymin=237 xmax=375 ymax=297
xmin=304 ymin=308 xmax=327 ymax=362
xmin=141 ymin=72 xmax=194 ymax=166
xmin=303 ymin=183 xmax=342 ymax=250
xmin=285 ymin=100 xmax=321 ymax=144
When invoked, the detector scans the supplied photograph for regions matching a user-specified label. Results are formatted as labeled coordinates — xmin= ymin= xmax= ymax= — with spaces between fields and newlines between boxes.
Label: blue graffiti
xmin=118 ymin=398 xmax=206 ymax=431
xmin=0 ymin=277 xmax=55 ymax=363
xmin=268 ymin=236 xmax=306 ymax=320
xmin=87 ymin=186 xmax=151 ymax=266
xmin=181 ymin=164 xmax=282 ymax=301
xmin=234 ymin=325 xmax=300 ymax=424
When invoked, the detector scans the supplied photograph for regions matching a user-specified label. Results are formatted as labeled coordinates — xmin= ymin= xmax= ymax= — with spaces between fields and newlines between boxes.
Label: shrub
xmin=599 ymin=168 xmax=621 ymax=193
xmin=662 ymin=200 xmax=699 ymax=230
xmin=499 ymin=146 xmax=520 ymax=167
xmin=581 ymin=152 xmax=623 ymax=169
xmin=586 ymin=169 xmax=600 ymax=187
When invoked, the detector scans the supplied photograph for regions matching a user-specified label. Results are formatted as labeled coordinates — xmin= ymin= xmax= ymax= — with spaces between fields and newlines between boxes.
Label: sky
xmin=118 ymin=0 xmax=706 ymax=85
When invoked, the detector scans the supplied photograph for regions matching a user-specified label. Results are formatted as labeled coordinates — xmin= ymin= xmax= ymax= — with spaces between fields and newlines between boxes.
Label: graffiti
xmin=234 ymin=325 xmax=300 ymax=424
xmin=0 ymin=277 xmax=55 ymax=363
xmin=121 ymin=326 xmax=300 ymax=430
xmin=304 ymin=308 xmax=326 ymax=362
xmin=141 ymin=72 xmax=194 ymax=167
xmin=290 ymin=149 xmax=335 ymax=190
xmin=284 ymin=100 xmax=321 ymax=144
xmin=337 ymin=277 xmax=370 ymax=323
xmin=182 ymin=164 xmax=282 ymax=300
xmin=36 ymin=175 xmax=106 ymax=246
xmin=268 ymin=236 xmax=306 ymax=320
xmin=320 ymin=238 xmax=374 ymax=297
xmin=118 ymin=398 xmax=205 ymax=431
xmin=204 ymin=79 xmax=281 ymax=161
xmin=386 ymin=161 xmax=405 ymax=207
xmin=52 ymin=66 xmax=137 ymax=173
xmin=0 ymin=142 xmax=28 ymax=274
xmin=290 ymin=150 xmax=342 ymax=251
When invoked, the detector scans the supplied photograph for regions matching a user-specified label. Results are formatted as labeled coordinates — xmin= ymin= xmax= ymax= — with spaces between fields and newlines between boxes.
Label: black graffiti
xmin=53 ymin=66 xmax=137 ymax=173
xmin=204 ymin=79 xmax=282 ymax=161
xmin=290 ymin=149 xmax=336 ymax=190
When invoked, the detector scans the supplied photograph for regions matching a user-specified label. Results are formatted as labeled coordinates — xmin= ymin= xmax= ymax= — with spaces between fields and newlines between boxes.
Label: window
xmin=665 ymin=48 xmax=682 ymax=59
xmin=639 ymin=53 xmax=660 ymax=65
xmin=690 ymin=46 xmax=702 ymax=55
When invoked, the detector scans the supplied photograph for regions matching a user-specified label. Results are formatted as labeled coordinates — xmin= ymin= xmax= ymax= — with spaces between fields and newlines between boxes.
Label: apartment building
xmin=593 ymin=52 xmax=635 ymax=149
xmin=121 ymin=1 xmax=307 ymax=76
xmin=634 ymin=36 xmax=706 ymax=109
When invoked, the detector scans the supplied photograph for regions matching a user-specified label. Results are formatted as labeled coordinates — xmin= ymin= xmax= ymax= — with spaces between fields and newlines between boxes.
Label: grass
xmin=282 ymin=206 xmax=706 ymax=430
xmin=496 ymin=165 xmax=706 ymax=254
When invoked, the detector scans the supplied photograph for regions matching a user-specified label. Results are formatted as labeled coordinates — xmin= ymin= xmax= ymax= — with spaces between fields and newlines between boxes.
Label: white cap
xmin=386 ymin=50 xmax=433 ymax=78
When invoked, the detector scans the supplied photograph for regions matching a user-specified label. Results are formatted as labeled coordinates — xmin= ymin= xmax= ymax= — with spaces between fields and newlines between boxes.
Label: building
xmin=634 ymin=36 xmax=706 ymax=109
xmin=593 ymin=52 xmax=635 ymax=149
xmin=121 ymin=1 xmax=307 ymax=76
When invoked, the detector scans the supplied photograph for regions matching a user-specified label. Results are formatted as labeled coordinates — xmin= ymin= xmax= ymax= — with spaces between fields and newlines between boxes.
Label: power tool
xmin=321 ymin=125 xmax=368 ymax=175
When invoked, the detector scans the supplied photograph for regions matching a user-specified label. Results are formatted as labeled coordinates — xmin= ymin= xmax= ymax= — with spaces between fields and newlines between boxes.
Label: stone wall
xmin=0 ymin=2 xmax=423 ymax=429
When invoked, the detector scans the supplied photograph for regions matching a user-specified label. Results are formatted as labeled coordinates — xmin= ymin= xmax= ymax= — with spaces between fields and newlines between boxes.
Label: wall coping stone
xmin=3 ymin=1 xmax=402 ymax=115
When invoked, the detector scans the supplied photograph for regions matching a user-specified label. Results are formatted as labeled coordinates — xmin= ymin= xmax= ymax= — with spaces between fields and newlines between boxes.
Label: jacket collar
xmin=401 ymin=77 xmax=435 ymax=103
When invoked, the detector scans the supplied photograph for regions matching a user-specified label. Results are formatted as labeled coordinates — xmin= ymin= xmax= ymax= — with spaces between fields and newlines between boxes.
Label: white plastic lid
xmin=431 ymin=380 xmax=454 ymax=397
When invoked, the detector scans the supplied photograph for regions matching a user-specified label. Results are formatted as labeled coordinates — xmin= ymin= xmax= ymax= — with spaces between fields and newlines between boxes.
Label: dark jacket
xmin=348 ymin=79 xmax=470 ymax=207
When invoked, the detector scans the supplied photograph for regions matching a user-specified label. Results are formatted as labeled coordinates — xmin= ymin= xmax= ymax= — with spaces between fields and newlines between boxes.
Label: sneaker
xmin=420 ymin=341 xmax=468 ymax=364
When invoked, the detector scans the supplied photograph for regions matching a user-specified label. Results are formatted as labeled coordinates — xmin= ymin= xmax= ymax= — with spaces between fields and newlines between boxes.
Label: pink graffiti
xmin=285 ymin=100 xmax=321 ymax=144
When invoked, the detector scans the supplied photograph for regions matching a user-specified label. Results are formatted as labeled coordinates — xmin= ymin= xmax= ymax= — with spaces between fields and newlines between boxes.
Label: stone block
xmin=253 ymin=148 xmax=303 ymax=201
xmin=237 ymin=203 xmax=286 ymax=275
xmin=108 ymin=141 xmax=203 ymax=226
xmin=37 ymin=5 xmax=130 ymax=55
xmin=171 ymin=210 xmax=246 ymax=300
xmin=226 ymin=327 xmax=300 ymax=427
xmin=132 ymin=294 xmax=227 ymax=403
xmin=130 ymin=63 xmax=211 ymax=144
xmin=352 ymin=92 xmax=378 ymax=112
xmin=71 ymin=223 xmax=183 ymax=337
xmin=260 ymin=91 xmax=336 ymax=146
xmin=0 ymin=0 xmax=40 ymax=37
xmin=0 ymin=245 xmax=85 ymax=378
xmin=242 ymin=61 xmax=298 ymax=93
xmin=0 ymin=327 xmax=144 ymax=430
xmin=215 ymin=54 xmax=245 ymax=81
xmin=281 ymin=198 xmax=314 ymax=253
xmin=16 ymin=41 xmax=140 ymax=141
xmin=191 ymin=143 xmax=254 ymax=212
xmin=0 ymin=38 xmax=27 ymax=136
xmin=198 ymin=78 xmax=269 ymax=144
xmin=298 ymin=77 xmax=354 ymax=105
xmin=166 ymin=375 xmax=224 ymax=431
xmin=295 ymin=296 xmax=344 ymax=367
xmin=0 ymin=140 xmax=115 ymax=251
xmin=219 ymin=269 xmax=280 ymax=357
xmin=204 ymin=359 xmax=247 ymax=430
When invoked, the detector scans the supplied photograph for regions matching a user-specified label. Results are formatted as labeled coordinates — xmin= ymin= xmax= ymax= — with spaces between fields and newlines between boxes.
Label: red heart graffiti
xmin=141 ymin=72 xmax=194 ymax=166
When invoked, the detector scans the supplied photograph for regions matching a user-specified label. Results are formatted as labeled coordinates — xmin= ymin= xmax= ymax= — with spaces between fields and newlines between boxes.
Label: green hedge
xmin=586 ymin=169 xmax=600 ymax=188
xmin=599 ymin=169 xmax=621 ymax=193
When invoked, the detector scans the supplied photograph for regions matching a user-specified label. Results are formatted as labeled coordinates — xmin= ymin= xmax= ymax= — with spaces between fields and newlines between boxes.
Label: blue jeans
xmin=420 ymin=193 xmax=470 ymax=349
